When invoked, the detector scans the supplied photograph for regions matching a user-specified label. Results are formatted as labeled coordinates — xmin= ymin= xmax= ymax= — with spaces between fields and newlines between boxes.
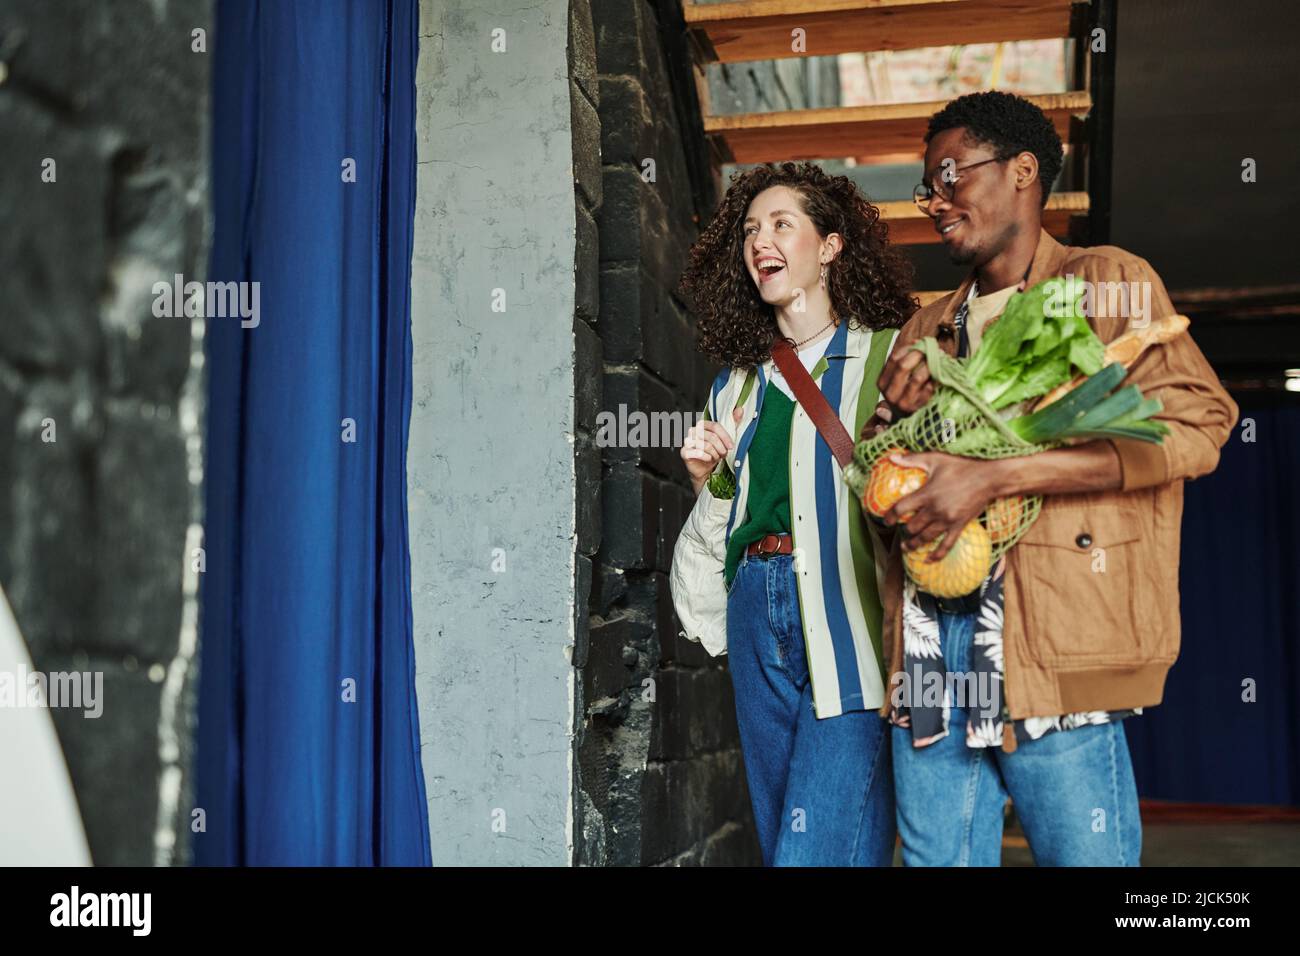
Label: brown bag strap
xmin=770 ymin=335 xmax=855 ymax=470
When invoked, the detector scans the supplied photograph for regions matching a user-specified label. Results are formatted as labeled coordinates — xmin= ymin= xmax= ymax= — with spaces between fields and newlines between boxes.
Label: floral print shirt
xmin=888 ymin=554 xmax=1140 ymax=749
xmin=887 ymin=281 xmax=1140 ymax=750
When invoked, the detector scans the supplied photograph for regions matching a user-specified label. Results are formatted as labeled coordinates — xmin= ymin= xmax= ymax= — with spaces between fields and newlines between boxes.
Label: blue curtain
xmin=1126 ymin=402 xmax=1300 ymax=806
xmin=197 ymin=0 xmax=431 ymax=865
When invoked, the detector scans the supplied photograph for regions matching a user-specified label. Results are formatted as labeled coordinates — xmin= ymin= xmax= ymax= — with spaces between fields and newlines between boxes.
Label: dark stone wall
xmin=0 ymin=0 xmax=209 ymax=865
xmin=573 ymin=0 xmax=807 ymax=866
xmin=577 ymin=0 xmax=743 ymax=867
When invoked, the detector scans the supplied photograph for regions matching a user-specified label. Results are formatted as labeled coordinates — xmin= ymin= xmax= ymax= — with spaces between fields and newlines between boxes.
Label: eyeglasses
xmin=913 ymin=157 xmax=1008 ymax=211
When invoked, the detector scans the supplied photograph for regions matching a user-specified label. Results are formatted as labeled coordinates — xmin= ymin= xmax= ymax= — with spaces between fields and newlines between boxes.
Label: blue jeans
xmin=892 ymin=609 xmax=1143 ymax=866
xmin=725 ymin=551 xmax=896 ymax=866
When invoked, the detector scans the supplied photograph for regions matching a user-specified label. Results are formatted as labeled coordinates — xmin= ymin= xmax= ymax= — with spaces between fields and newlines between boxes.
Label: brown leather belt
xmin=746 ymin=532 xmax=794 ymax=557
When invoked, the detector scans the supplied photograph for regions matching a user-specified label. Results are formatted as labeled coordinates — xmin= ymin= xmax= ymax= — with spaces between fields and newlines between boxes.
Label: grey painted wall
xmin=409 ymin=0 xmax=578 ymax=865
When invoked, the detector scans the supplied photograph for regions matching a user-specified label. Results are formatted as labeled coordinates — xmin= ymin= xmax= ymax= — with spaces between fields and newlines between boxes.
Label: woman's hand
xmin=877 ymin=348 xmax=935 ymax=418
xmin=682 ymin=411 xmax=738 ymax=493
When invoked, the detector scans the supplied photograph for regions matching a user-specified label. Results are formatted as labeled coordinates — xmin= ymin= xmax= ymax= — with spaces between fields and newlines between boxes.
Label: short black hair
xmin=925 ymin=91 xmax=1064 ymax=207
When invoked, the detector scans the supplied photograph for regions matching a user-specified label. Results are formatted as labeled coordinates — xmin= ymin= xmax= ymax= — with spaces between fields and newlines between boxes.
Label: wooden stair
xmin=685 ymin=0 xmax=1076 ymax=63
xmin=882 ymin=190 xmax=1089 ymax=244
xmin=684 ymin=0 xmax=1113 ymax=248
xmin=705 ymin=91 xmax=1090 ymax=165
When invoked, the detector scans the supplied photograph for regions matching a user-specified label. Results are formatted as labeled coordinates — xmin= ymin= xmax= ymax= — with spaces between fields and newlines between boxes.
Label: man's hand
xmin=881 ymin=443 xmax=1124 ymax=559
xmin=883 ymin=451 xmax=1003 ymax=561
xmin=877 ymin=347 xmax=934 ymax=419
xmin=859 ymin=401 xmax=894 ymax=440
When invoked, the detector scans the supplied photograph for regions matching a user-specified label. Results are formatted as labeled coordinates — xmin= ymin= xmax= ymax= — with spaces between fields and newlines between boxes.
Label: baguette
xmin=1032 ymin=314 xmax=1190 ymax=411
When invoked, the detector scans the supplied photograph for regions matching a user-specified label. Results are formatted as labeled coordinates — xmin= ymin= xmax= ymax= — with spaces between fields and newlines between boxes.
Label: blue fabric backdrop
xmin=197 ymin=0 xmax=431 ymax=865
xmin=1126 ymin=401 xmax=1300 ymax=806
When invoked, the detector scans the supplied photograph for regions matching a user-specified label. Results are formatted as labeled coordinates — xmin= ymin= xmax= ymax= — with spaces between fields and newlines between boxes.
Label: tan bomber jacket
xmin=875 ymin=229 xmax=1240 ymax=725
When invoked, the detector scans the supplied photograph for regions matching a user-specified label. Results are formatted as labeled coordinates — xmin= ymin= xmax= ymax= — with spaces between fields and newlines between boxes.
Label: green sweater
xmin=724 ymin=387 xmax=794 ymax=588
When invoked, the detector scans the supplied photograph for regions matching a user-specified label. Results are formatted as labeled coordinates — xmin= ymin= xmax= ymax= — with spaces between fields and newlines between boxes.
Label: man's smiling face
xmin=921 ymin=127 xmax=1022 ymax=268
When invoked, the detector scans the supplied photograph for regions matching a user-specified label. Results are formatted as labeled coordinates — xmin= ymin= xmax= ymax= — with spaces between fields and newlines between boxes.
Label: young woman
xmin=672 ymin=162 xmax=916 ymax=866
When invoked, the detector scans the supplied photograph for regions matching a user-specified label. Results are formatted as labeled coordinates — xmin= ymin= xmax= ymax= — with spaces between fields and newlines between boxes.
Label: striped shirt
xmin=701 ymin=319 xmax=898 ymax=719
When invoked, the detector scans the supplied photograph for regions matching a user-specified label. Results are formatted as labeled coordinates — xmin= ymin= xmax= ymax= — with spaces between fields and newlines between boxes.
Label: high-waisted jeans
xmin=725 ymin=550 xmax=896 ymax=866
xmin=892 ymin=609 xmax=1143 ymax=866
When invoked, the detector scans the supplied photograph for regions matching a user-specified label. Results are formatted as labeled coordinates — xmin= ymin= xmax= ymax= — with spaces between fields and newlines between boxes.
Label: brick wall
xmin=574 ymin=0 xmax=827 ymax=866
xmin=0 ymin=0 xmax=209 ymax=865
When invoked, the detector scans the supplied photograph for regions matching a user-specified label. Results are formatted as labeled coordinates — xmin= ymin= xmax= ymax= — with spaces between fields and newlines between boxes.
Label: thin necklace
xmin=790 ymin=314 xmax=836 ymax=349
xmin=774 ymin=315 xmax=837 ymax=381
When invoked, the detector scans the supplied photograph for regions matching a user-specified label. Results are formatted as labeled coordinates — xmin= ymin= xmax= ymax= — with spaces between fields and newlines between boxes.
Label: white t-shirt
xmin=965 ymin=281 xmax=1020 ymax=354
xmin=769 ymin=332 xmax=832 ymax=401
xmin=966 ymin=281 xmax=1037 ymax=416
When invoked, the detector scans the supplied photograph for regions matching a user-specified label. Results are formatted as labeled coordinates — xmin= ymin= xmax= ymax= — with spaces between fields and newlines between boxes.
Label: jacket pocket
xmin=1014 ymin=498 xmax=1152 ymax=666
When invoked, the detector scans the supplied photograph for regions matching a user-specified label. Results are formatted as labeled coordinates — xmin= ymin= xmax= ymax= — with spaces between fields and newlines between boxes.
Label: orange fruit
xmin=983 ymin=496 xmax=1026 ymax=546
xmin=903 ymin=519 xmax=992 ymax=598
xmin=863 ymin=447 xmax=927 ymax=518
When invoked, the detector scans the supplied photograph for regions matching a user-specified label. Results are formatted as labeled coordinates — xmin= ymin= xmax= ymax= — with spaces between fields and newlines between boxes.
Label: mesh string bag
xmin=844 ymin=337 xmax=1060 ymax=563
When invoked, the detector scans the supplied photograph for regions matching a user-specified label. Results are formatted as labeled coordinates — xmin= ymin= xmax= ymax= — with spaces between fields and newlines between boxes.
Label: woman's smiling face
xmin=742 ymin=186 xmax=833 ymax=308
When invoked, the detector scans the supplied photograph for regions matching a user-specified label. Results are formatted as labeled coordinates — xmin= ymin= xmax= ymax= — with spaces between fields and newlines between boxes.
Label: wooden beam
xmin=1170 ymin=284 xmax=1300 ymax=316
xmin=1139 ymin=800 xmax=1300 ymax=824
xmin=920 ymin=285 xmax=1300 ymax=316
xmin=705 ymin=91 xmax=1090 ymax=165
xmin=684 ymin=0 xmax=1076 ymax=64
xmin=879 ymin=190 xmax=1089 ymax=244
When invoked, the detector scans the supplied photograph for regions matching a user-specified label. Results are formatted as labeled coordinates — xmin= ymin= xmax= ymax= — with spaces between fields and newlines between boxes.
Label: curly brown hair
xmin=678 ymin=162 xmax=917 ymax=368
